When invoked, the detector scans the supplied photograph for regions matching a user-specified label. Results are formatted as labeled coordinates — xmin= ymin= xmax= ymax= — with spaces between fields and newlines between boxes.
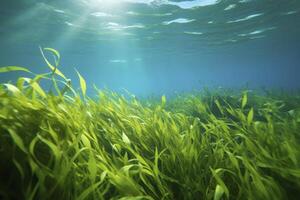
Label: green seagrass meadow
xmin=0 ymin=48 xmax=299 ymax=200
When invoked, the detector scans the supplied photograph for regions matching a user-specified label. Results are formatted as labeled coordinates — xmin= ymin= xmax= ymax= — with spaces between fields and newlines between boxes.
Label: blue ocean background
xmin=0 ymin=0 xmax=300 ymax=96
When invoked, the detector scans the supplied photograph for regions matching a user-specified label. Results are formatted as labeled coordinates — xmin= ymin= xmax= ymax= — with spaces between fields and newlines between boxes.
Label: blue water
xmin=1 ymin=0 xmax=300 ymax=96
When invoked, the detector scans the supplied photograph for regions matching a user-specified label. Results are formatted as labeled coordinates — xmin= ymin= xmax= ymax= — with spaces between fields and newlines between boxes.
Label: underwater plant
xmin=0 ymin=48 xmax=299 ymax=200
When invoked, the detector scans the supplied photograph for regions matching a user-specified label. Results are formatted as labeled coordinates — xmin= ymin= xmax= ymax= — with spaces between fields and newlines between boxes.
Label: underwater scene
xmin=0 ymin=0 xmax=300 ymax=199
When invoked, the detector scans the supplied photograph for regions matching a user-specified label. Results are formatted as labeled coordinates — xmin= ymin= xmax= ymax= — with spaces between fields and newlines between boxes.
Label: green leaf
xmin=17 ymin=77 xmax=26 ymax=90
xmin=210 ymin=168 xmax=229 ymax=199
xmin=242 ymin=92 xmax=247 ymax=109
xmin=110 ymin=174 xmax=141 ymax=195
xmin=31 ymin=82 xmax=46 ymax=98
xmin=161 ymin=95 xmax=166 ymax=107
xmin=37 ymin=135 xmax=61 ymax=161
xmin=0 ymin=66 xmax=30 ymax=73
xmin=4 ymin=83 xmax=21 ymax=96
xmin=247 ymin=108 xmax=254 ymax=125
xmin=22 ymin=78 xmax=46 ymax=98
xmin=214 ymin=99 xmax=224 ymax=115
xmin=214 ymin=184 xmax=225 ymax=200
xmin=154 ymin=147 xmax=159 ymax=176
xmin=81 ymin=134 xmax=91 ymax=148
xmin=77 ymin=181 xmax=103 ymax=200
xmin=44 ymin=48 xmax=60 ymax=63
xmin=122 ymin=132 xmax=131 ymax=145
xmin=39 ymin=47 xmax=67 ymax=80
xmin=88 ymin=152 xmax=97 ymax=181
xmin=8 ymin=129 xmax=27 ymax=153
xmin=76 ymin=70 xmax=87 ymax=96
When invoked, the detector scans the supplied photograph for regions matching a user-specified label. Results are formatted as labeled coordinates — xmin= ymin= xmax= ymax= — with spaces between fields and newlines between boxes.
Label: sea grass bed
xmin=0 ymin=49 xmax=299 ymax=200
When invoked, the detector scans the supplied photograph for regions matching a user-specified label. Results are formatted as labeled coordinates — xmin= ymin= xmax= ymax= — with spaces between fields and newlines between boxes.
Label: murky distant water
xmin=1 ymin=0 xmax=300 ymax=96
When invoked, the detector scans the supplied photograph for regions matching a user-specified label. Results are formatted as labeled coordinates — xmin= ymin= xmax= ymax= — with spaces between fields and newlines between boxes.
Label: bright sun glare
xmin=89 ymin=0 xmax=123 ymax=7
xmin=87 ymin=0 xmax=220 ymax=9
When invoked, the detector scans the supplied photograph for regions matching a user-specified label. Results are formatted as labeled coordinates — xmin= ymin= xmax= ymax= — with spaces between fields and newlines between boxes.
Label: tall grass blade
xmin=76 ymin=70 xmax=87 ymax=96
xmin=0 ymin=66 xmax=30 ymax=73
